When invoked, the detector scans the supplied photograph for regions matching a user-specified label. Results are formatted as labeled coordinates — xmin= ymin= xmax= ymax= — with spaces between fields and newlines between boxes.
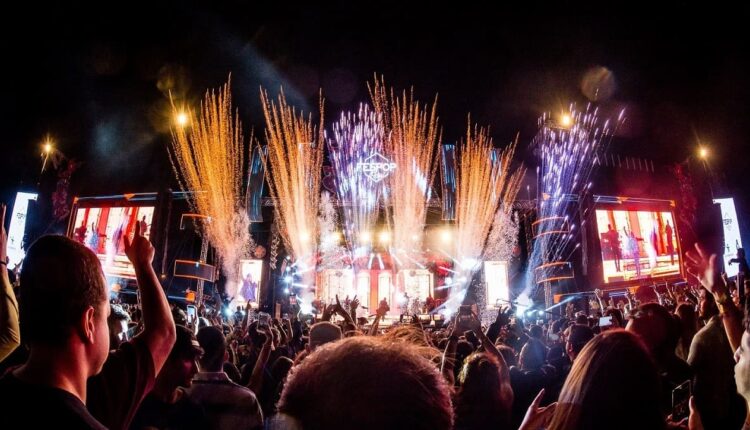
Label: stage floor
xmin=602 ymin=254 xmax=680 ymax=283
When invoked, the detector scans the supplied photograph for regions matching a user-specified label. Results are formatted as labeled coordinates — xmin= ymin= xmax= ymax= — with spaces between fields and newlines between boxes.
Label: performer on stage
xmin=605 ymin=224 xmax=622 ymax=272
xmin=240 ymin=272 xmax=258 ymax=303
xmin=86 ymin=222 xmax=99 ymax=253
xmin=665 ymin=220 xmax=675 ymax=265
xmin=138 ymin=215 xmax=149 ymax=237
xmin=74 ymin=221 xmax=87 ymax=244
xmin=729 ymin=248 xmax=749 ymax=306
xmin=627 ymin=230 xmax=643 ymax=277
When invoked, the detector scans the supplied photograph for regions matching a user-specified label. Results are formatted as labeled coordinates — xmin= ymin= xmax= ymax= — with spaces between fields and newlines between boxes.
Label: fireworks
xmin=317 ymin=191 xmax=348 ymax=269
xmin=260 ymin=89 xmax=325 ymax=267
xmin=169 ymin=78 xmax=253 ymax=298
xmin=369 ymin=76 xmax=441 ymax=255
xmin=448 ymin=122 xmax=524 ymax=313
xmin=527 ymin=104 xmax=624 ymax=305
xmin=455 ymin=123 xmax=524 ymax=267
xmin=327 ymin=104 xmax=384 ymax=253
xmin=484 ymin=207 xmax=520 ymax=262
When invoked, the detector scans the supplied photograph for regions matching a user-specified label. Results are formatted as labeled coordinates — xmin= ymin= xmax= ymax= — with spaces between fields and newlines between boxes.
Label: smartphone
xmin=186 ymin=305 xmax=197 ymax=324
xmin=672 ymin=380 xmax=691 ymax=422
xmin=599 ymin=315 xmax=613 ymax=328
xmin=258 ymin=312 xmax=271 ymax=329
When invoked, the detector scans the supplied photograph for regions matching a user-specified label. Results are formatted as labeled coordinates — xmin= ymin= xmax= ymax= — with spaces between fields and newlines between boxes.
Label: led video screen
xmin=71 ymin=205 xmax=155 ymax=279
xmin=238 ymin=259 xmax=264 ymax=306
xmin=595 ymin=208 xmax=680 ymax=283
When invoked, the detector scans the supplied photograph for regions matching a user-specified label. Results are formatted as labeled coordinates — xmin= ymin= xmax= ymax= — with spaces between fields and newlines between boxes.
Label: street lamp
xmin=696 ymin=145 xmax=714 ymax=198
xmin=698 ymin=147 xmax=708 ymax=160
xmin=41 ymin=138 xmax=54 ymax=173
xmin=559 ymin=113 xmax=573 ymax=128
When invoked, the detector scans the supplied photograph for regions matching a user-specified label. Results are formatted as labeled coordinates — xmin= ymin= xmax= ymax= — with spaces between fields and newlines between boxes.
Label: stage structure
xmin=65 ymin=80 xmax=527 ymax=320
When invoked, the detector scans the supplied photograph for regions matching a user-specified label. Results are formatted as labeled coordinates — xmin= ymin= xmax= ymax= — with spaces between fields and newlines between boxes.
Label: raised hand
xmin=334 ymin=294 xmax=347 ymax=314
xmin=350 ymin=295 xmax=360 ymax=312
xmin=685 ymin=243 xmax=723 ymax=295
xmin=467 ymin=313 xmax=482 ymax=334
xmin=124 ymin=220 xmax=155 ymax=270
xmin=519 ymin=389 xmax=557 ymax=430
xmin=496 ymin=306 xmax=511 ymax=326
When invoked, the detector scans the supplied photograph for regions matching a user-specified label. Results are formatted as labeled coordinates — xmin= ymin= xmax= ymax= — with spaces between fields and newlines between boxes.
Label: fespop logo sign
xmin=358 ymin=153 xmax=397 ymax=183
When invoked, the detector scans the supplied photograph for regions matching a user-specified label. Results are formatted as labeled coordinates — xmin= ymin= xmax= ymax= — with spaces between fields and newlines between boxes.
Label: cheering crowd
xmin=1 ymin=202 xmax=750 ymax=430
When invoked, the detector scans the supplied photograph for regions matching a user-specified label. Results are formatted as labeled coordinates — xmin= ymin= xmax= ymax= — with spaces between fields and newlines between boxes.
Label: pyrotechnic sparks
xmin=455 ymin=124 xmax=524 ymax=267
xmin=317 ymin=191 xmax=347 ymax=269
xmin=528 ymin=104 xmax=624 ymax=304
xmin=369 ymin=76 xmax=441 ymax=255
xmin=169 ymin=79 xmax=253 ymax=298
xmin=485 ymin=208 xmax=519 ymax=261
xmin=260 ymin=88 xmax=324 ymax=274
xmin=448 ymin=122 xmax=524 ymax=313
xmin=327 ymin=104 xmax=384 ymax=252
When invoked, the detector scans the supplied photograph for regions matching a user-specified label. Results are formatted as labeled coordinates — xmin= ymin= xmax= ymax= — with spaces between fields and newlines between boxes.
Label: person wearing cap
xmin=308 ymin=321 xmax=342 ymax=351
xmin=130 ymin=325 xmax=205 ymax=429
xmin=185 ymin=326 xmax=264 ymax=430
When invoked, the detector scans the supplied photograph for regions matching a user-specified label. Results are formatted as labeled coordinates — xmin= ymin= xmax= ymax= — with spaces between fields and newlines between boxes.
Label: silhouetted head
xmin=278 ymin=336 xmax=453 ymax=430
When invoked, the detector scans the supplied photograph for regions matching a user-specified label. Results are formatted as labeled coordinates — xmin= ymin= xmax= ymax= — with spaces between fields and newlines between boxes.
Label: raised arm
xmin=594 ymin=289 xmax=606 ymax=311
xmin=333 ymin=295 xmax=356 ymax=327
xmin=124 ymin=222 xmax=176 ymax=374
xmin=349 ymin=295 xmax=360 ymax=326
xmin=440 ymin=323 xmax=459 ymax=386
xmin=686 ymin=243 xmax=744 ymax=351
xmin=0 ymin=204 xmax=20 ymax=362
xmin=485 ymin=306 xmax=511 ymax=345
xmin=248 ymin=329 xmax=273 ymax=395
xmin=273 ymin=318 xmax=289 ymax=346
xmin=368 ymin=299 xmax=390 ymax=336
xmin=469 ymin=313 xmax=508 ymax=372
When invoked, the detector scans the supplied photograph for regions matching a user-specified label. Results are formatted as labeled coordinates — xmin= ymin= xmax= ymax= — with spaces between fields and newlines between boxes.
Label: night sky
xmin=2 ymin=3 xmax=748 ymax=210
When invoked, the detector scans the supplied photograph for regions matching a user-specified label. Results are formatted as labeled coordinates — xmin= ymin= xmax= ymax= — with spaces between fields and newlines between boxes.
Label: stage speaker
xmin=174 ymin=259 xmax=216 ymax=282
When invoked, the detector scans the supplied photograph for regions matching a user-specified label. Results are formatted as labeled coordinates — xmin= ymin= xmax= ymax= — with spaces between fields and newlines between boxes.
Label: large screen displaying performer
xmin=70 ymin=205 xmax=155 ymax=279
xmin=238 ymin=259 xmax=263 ymax=306
xmin=595 ymin=208 xmax=681 ymax=283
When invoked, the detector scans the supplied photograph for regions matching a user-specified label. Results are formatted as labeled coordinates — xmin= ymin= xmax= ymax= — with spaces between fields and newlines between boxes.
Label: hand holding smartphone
xmin=258 ymin=312 xmax=271 ymax=330
xmin=672 ymin=380 xmax=691 ymax=422
xmin=186 ymin=305 xmax=197 ymax=325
